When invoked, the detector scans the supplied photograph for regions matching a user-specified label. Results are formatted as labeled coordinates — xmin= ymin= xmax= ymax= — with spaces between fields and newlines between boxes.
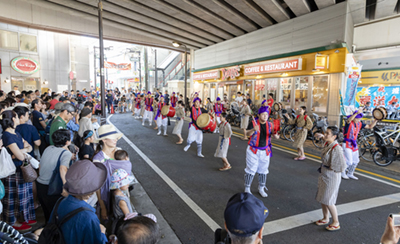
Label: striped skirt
xmin=1 ymin=171 xmax=35 ymax=225
xmin=315 ymin=167 xmax=342 ymax=205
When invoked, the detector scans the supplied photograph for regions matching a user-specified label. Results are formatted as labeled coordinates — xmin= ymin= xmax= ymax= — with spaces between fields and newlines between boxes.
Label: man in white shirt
xmin=235 ymin=92 xmax=243 ymax=103
xmin=13 ymin=86 xmax=21 ymax=95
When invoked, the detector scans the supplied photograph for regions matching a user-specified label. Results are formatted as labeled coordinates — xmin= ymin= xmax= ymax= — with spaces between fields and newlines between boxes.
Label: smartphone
xmin=390 ymin=214 xmax=400 ymax=226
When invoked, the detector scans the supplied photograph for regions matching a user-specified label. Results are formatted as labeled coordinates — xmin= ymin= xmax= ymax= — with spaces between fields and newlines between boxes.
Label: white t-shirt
xmin=235 ymin=96 xmax=243 ymax=103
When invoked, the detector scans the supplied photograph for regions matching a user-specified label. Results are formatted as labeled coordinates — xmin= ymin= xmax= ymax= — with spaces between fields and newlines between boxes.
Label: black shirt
xmin=79 ymin=144 xmax=94 ymax=159
xmin=258 ymin=123 xmax=267 ymax=148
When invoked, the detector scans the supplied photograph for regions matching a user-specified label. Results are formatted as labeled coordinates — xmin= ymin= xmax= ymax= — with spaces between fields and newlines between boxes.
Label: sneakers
xmin=142 ymin=123 xmax=145 ymax=126
xmin=13 ymin=223 xmax=32 ymax=231
xmin=341 ymin=172 xmax=349 ymax=180
xmin=244 ymin=187 xmax=252 ymax=194
xmin=258 ymin=186 xmax=268 ymax=198
xmin=197 ymin=154 xmax=204 ymax=158
xmin=347 ymin=174 xmax=358 ymax=180
xmin=163 ymin=134 xmax=168 ymax=137
xmin=183 ymin=145 xmax=190 ymax=151
xmin=157 ymin=131 xmax=161 ymax=135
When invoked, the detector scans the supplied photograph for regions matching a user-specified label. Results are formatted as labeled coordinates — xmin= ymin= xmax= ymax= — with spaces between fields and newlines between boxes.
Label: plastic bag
xmin=0 ymin=148 xmax=16 ymax=179
xmin=25 ymin=153 xmax=40 ymax=169
xmin=0 ymin=180 xmax=5 ymax=200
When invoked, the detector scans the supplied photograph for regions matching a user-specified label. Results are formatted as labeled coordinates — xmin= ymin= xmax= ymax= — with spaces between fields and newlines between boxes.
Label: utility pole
xmin=98 ymin=0 xmax=106 ymax=125
xmin=144 ymin=47 xmax=149 ymax=92
xmin=154 ymin=49 xmax=157 ymax=89
xmin=94 ymin=47 xmax=97 ymax=91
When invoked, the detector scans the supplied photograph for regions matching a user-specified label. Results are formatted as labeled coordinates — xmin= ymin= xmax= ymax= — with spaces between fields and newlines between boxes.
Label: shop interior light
xmin=172 ymin=41 xmax=181 ymax=47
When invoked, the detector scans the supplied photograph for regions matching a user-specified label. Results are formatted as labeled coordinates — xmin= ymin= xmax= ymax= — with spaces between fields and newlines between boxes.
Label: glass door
xmin=210 ymin=83 xmax=216 ymax=102
xmin=280 ymin=78 xmax=293 ymax=109
xmin=294 ymin=77 xmax=309 ymax=110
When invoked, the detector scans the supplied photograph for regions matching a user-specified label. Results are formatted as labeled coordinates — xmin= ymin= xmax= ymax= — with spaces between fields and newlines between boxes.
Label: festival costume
xmin=342 ymin=117 xmax=365 ymax=180
xmin=139 ymin=99 xmax=146 ymax=118
xmin=288 ymin=115 xmax=313 ymax=149
xmin=184 ymin=102 xmax=205 ymax=157
xmin=214 ymin=121 xmax=232 ymax=159
xmin=171 ymin=95 xmax=178 ymax=108
xmin=244 ymin=107 xmax=273 ymax=198
xmin=155 ymin=102 xmax=168 ymax=136
xmin=172 ymin=106 xmax=185 ymax=135
xmin=134 ymin=97 xmax=141 ymax=118
xmin=143 ymin=95 xmax=154 ymax=126
xmin=214 ymin=100 xmax=223 ymax=132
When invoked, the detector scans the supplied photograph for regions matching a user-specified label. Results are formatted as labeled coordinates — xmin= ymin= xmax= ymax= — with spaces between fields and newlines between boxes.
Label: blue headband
xmin=84 ymin=130 xmax=94 ymax=140
xmin=347 ymin=110 xmax=363 ymax=119
xmin=193 ymin=97 xmax=201 ymax=103
xmin=258 ymin=106 xmax=270 ymax=114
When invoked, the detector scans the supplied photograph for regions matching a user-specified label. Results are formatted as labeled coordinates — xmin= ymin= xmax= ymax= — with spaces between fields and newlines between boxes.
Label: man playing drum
xmin=214 ymin=97 xmax=224 ymax=133
xmin=244 ymin=106 xmax=278 ymax=198
xmin=142 ymin=92 xmax=154 ymax=126
xmin=170 ymin=92 xmax=178 ymax=108
xmin=342 ymin=109 xmax=377 ymax=180
xmin=184 ymin=96 xmax=208 ymax=157
xmin=155 ymin=96 xmax=168 ymax=136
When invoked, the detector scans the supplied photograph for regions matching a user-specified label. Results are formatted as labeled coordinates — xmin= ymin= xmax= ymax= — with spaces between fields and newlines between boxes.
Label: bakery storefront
xmin=193 ymin=47 xmax=349 ymax=124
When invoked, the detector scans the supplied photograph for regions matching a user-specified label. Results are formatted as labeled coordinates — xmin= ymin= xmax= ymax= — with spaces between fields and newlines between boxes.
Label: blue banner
xmin=356 ymin=86 xmax=400 ymax=108
xmin=344 ymin=66 xmax=362 ymax=106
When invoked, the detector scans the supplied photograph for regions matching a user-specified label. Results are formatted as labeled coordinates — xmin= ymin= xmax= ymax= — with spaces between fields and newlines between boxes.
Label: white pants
xmin=187 ymin=125 xmax=203 ymax=144
xmin=245 ymin=146 xmax=271 ymax=175
xmin=216 ymin=116 xmax=221 ymax=125
xmin=143 ymin=110 xmax=153 ymax=124
xmin=134 ymin=108 xmax=141 ymax=116
xmin=342 ymin=143 xmax=359 ymax=167
xmin=156 ymin=116 xmax=168 ymax=128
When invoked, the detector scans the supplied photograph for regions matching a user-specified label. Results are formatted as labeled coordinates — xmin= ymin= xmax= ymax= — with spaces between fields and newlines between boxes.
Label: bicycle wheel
xmin=358 ymin=135 xmax=375 ymax=162
xmin=373 ymin=150 xmax=393 ymax=167
xmin=289 ymin=127 xmax=296 ymax=142
xmin=283 ymin=126 xmax=292 ymax=140
xmin=312 ymin=130 xmax=325 ymax=149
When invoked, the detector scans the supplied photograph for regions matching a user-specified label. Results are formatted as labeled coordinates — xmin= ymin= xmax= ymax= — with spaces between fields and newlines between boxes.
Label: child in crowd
xmin=94 ymin=99 xmax=102 ymax=115
xmin=214 ymin=113 xmax=232 ymax=171
xmin=110 ymin=168 xmax=136 ymax=219
xmin=114 ymin=149 xmax=129 ymax=161
xmin=118 ymin=95 xmax=127 ymax=113
xmin=78 ymin=130 xmax=95 ymax=159
xmin=172 ymin=101 xmax=185 ymax=144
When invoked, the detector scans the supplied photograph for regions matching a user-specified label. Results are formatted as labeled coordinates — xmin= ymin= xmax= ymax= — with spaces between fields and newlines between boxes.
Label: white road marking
xmin=262 ymin=193 xmax=400 ymax=236
xmin=110 ymin=116 xmax=400 ymax=236
xmin=107 ymin=115 xmax=221 ymax=231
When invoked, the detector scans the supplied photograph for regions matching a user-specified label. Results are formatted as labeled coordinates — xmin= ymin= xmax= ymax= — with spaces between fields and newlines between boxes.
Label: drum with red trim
xmin=161 ymin=105 xmax=175 ymax=117
xmin=197 ymin=114 xmax=217 ymax=132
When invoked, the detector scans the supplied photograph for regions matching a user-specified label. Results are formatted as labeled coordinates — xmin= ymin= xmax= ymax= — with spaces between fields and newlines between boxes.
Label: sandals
xmin=176 ymin=141 xmax=183 ymax=145
xmin=219 ymin=165 xmax=232 ymax=171
xmin=315 ymin=219 xmax=329 ymax=226
xmin=294 ymin=157 xmax=299 ymax=160
xmin=241 ymin=138 xmax=248 ymax=141
xmin=326 ymin=224 xmax=340 ymax=231
xmin=298 ymin=156 xmax=306 ymax=161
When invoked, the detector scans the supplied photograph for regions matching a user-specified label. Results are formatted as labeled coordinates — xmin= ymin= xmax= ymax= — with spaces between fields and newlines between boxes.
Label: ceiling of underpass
xmin=13 ymin=0 xmax=400 ymax=49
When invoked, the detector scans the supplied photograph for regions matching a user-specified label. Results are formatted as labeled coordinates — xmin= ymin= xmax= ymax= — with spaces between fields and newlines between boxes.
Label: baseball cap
xmin=224 ymin=193 xmax=269 ymax=237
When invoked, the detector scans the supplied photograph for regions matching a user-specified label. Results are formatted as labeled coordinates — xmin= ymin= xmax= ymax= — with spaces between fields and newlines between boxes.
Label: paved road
xmin=110 ymin=113 xmax=400 ymax=244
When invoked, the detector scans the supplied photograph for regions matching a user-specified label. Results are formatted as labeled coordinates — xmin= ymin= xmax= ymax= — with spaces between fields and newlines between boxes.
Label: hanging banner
xmin=356 ymin=86 xmax=400 ymax=108
xmin=104 ymin=61 xmax=131 ymax=70
xmin=343 ymin=65 xmax=362 ymax=106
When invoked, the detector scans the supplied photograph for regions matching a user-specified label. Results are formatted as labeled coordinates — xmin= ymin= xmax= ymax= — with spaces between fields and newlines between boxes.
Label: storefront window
xmin=254 ymin=79 xmax=266 ymax=106
xmin=20 ymin=34 xmax=37 ymax=52
xmin=280 ymin=78 xmax=292 ymax=109
xmin=294 ymin=77 xmax=309 ymax=109
xmin=229 ymin=85 xmax=238 ymax=102
xmin=210 ymin=84 xmax=216 ymax=102
xmin=0 ymin=30 xmax=18 ymax=51
xmin=266 ymin=78 xmax=278 ymax=104
xmin=245 ymin=80 xmax=253 ymax=100
xmin=312 ymin=75 xmax=329 ymax=113
xmin=203 ymin=84 xmax=209 ymax=103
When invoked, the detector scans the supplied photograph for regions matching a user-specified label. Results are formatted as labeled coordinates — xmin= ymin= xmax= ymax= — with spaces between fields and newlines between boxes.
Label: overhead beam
xmin=284 ymin=0 xmax=311 ymax=16
xmin=314 ymin=0 xmax=336 ymax=10
xmin=375 ymin=0 xmax=398 ymax=19
xmin=253 ymin=0 xmax=290 ymax=22
xmin=225 ymin=0 xmax=273 ymax=27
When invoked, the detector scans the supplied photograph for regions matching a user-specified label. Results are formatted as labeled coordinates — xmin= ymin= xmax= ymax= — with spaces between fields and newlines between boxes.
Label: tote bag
xmin=0 ymin=148 xmax=16 ymax=179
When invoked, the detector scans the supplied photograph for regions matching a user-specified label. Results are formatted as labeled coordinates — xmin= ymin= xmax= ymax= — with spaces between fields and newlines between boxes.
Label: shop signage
xmin=361 ymin=70 xmax=400 ymax=85
xmin=381 ymin=71 xmax=400 ymax=82
xmin=255 ymin=80 xmax=265 ymax=91
xmin=315 ymin=55 xmax=329 ymax=69
xmin=193 ymin=70 xmax=220 ymax=80
xmin=221 ymin=66 xmax=240 ymax=80
xmin=127 ymin=78 xmax=139 ymax=82
xmin=344 ymin=65 xmax=362 ymax=106
xmin=11 ymin=57 xmax=40 ymax=75
xmin=244 ymin=58 xmax=302 ymax=75
xmin=105 ymin=61 xmax=131 ymax=70
xmin=356 ymin=86 xmax=400 ymax=108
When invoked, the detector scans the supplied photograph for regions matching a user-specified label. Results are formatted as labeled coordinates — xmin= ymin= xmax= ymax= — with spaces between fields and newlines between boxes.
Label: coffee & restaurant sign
xmin=244 ymin=58 xmax=302 ymax=75
xmin=11 ymin=57 xmax=40 ymax=75
xmin=193 ymin=70 xmax=220 ymax=80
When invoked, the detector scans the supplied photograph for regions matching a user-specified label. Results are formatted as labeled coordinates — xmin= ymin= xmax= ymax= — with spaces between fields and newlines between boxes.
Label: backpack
xmin=38 ymin=198 xmax=91 ymax=244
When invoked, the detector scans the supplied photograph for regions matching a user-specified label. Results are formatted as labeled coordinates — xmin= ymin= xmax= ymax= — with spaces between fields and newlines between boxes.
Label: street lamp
xmin=172 ymin=41 xmax=188 ymax=105
xmin=127 ymin=48 xmax=142 ymax=91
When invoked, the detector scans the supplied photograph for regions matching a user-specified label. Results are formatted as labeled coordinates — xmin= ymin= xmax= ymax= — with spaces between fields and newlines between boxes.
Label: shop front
xmin=193 ymin=47 xmax=349 ymax=125
xmin=10 ymin=56 xmax=41 ymax=91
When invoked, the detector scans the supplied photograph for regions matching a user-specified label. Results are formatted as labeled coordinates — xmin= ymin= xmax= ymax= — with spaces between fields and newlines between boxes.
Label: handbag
xmin=48 ymin=150 xmax=67 ymax=196
xmin=21 ymin=156 xmax=38 ymax=183
xmin=0 ymin=148 xmax=16 ymax=179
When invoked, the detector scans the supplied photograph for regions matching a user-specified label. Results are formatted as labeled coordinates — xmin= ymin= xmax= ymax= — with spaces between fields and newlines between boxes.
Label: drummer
xmin=170 ymin=92 xmax=178 ymax=108
xmin=184 ymin=95 xmax=209 ymax=158
xmin=142 ymin=91 xmax=154 ymax=127
xmin=342 ymin=109 xmax=377 ymax=180
xmin=214 ymin=97 xmax=224 ymax=133
xmin=155 ymin=96 xmax=168 ymax=136
xmin=244 ymin=106 xmax=278 ymax=198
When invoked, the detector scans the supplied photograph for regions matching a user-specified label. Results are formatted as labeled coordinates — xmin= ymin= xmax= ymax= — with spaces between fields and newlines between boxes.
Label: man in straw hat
xmin=244 ymin=106 xmax=278 ymax=198
xmin=39 ymin=159 xmax=108 ymax=244
xmin=342 ymin=109 xmax=376 ymax=180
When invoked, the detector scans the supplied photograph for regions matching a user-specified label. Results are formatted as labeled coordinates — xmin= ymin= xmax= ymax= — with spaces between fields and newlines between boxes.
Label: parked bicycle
xmin=311 ymin=116 xmax=329 ymax=148
xmin=372 ymin=124 xmax=400 ymax=166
